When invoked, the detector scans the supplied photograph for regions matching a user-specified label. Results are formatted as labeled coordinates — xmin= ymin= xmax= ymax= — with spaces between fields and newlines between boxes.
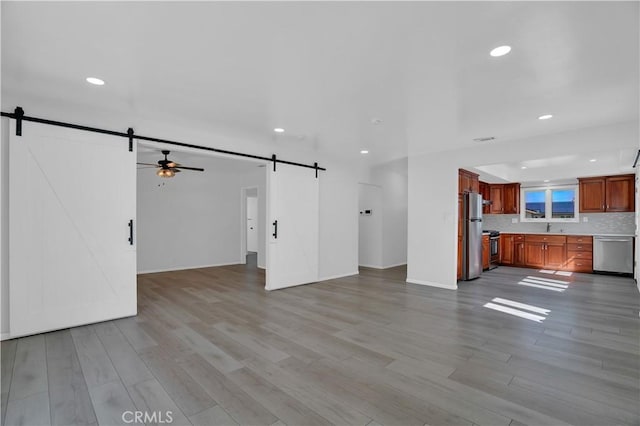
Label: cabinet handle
xmin=128 ymin=219 xmax=134 ymax=245
xmin=272 ymin=220 xmax=278 ymax=239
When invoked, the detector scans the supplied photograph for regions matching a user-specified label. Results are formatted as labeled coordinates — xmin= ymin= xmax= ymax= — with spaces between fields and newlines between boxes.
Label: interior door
xmin=9 ymin=121 xmax=136 ymax=338
xmin=266 ymin=163 xmax=319 ymax=290
xmin=246 ymin=196 xmax=258 ymax=252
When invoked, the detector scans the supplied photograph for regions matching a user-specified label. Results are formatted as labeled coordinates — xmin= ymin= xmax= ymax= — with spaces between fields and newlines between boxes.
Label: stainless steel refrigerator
xmin=462 ymin=192 xmax=483 ymax=280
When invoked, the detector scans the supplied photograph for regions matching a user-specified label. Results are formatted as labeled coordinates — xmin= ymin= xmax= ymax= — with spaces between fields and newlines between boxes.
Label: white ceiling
xmin=472 ymin=147 xmax=638 ymax=185
xmin=2 ymin=2 xmax=638 ymax=165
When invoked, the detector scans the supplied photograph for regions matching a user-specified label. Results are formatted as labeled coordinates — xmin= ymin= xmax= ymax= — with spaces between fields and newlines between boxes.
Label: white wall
xmin=358 ymin=158 xmax=409 ymax=269
xmin=1 ymin=118 xmax=9 ymax=337
xmin=407 ymin=121 xmax=639 ymax=290
xmin=358 ymin=184 xmax=383 ymax=268
xmin=136 ymin=160 xmax=266 ymax=273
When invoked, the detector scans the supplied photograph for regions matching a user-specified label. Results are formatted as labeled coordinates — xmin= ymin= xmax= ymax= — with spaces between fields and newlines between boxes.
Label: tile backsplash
xmin=483 ymin=213 xmax=636 ymax=235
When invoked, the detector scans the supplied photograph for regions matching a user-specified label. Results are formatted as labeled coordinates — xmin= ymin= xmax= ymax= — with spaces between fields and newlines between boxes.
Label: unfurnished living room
xmin=1 ymin=2 xmax=639 ymax=426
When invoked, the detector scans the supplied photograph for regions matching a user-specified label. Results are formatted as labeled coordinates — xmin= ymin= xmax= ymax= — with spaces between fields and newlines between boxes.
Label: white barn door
xmin=266 ymin=163 xmax=319 ymax=290
xmin=9 ymin=121 xmax=136 ymax=338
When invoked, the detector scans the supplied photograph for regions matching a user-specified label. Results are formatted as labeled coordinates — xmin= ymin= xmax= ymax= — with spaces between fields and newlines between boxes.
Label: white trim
xmin=358 ymin=263 xmax=385 ymax=269
xmin=406 ymin=278 xmax=458 ymax=290
xmin=520 ymin=184 xmax=579 ymax=223
xmin=1 ymin=313 xmax=137 ymax=341
xmin=137 ymin=261 xmax=241 ymax=275
xmin=382 ymin=262 xmax=408 ymax=269
xmin=258 ymin=264 xmax=266 ymax=270
xmin=359 ymin=262 xmax=407 ymax=269
xmin=319 ymin=271 xmax=360 ymax=281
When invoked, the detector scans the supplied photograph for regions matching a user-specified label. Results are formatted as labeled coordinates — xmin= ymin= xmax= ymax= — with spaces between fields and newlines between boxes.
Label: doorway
xmin=242 ymin=186 xmax=259 ymax=268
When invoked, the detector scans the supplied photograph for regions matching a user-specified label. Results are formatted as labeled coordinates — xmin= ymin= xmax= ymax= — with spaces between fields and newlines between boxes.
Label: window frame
xmin=520 ymin=184 xmax=580 ymax=223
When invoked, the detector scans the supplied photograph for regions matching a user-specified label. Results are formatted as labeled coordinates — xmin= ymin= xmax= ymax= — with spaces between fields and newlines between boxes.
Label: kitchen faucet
xmin=546 ymin=222 xmax=551 ymax=233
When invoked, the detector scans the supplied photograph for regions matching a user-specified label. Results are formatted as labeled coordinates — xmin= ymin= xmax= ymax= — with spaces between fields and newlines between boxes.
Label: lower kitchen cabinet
xmin=482 ymin=235 xmax=490 ymax=270
xmin=499 ymin=234 xmax=592 ymax=272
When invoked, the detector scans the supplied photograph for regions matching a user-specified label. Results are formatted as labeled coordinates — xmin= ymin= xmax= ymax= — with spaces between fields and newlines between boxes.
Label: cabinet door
xmin=503 ymin=183 xmax=520 ymax=214
xmin=482 ymin=236 xmax=490 ymax=270
xmin=545 ymin=243 xmax=567 ymax=269
xmin=479 ymin=182 xmax=490 ymax=214
xmin=606 ymin=175 xmax=635 ymax=212
xmin=500 ymin=235 xmax=514 ymax=265
xmin=489 ymin=185 xmax=504 ymax=214
xmin=514 ymin=242 xmax=526 ymax=266
xmin=471 ymin=175 xmax=479 ymax=194
xmin=458 ymin=194 xmax=463 ymax=237
xmin=457 ymin=236 xmax=463 ymax=279
xmin=525 ymin=242 xmax=545 ymax=268
xmin=579 ymin=178 xmax=606 ymax=212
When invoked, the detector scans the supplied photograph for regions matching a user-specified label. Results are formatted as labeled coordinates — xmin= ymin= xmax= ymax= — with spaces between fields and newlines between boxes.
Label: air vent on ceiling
xmin=473 ymin=136 xmax=496 ymax=142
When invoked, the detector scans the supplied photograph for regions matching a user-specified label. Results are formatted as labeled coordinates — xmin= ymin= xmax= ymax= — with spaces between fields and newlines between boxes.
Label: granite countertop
xmin=498 ymin=231 xmax=636 ymax=237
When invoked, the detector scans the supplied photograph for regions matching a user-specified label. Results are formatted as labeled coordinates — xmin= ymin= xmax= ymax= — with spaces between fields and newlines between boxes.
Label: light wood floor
xmin=1 ymin=256 xmax=639 ymax=426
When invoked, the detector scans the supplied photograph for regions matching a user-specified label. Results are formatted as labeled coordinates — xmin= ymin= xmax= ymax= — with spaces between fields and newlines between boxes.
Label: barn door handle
xmin=128 ymin=219 xmax=134 ymax=245
xmin=272 ymin=220 xmax=278 ymax=239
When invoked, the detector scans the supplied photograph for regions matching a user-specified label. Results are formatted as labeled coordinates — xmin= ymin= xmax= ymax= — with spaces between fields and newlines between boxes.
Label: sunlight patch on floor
xmin=483 ymin=297 xmax=550 ymax=322
xmin=517 ymin=275 xmax=569 ymax=292
xmin=539 ymin=269 xmax=573 ymax=277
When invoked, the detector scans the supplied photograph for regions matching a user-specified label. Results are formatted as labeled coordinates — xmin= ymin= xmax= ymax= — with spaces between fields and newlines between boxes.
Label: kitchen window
xmin=521 ymin=185 xmax=579 ymax=222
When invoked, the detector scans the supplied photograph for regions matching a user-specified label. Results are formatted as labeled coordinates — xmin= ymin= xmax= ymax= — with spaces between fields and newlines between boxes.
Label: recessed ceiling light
xmin=360 ymin=150 xmax=369 ymax=154
xmin=538 ymin=114 xmax=553 ymax=120
xmin=490 ymin=45 xmax=511 ymax=57
xmin=273 ymin=128 xmax=285 ymax=133
xmin=86 ymin=77 xmax=105 ymax=86
xmin=371 ymin=118 xmax=382 ymax=125
xmin=544 ymin=179 xmax=550 ymax=183
xmin=589 ymin=158 xmax=597 ymax=162
xmin=521 ymin=166 xmax=527 ymax=169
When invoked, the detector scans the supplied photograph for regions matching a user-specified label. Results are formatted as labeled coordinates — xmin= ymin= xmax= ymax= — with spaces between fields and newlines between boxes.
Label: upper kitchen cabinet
xmin=606 ymin=174 xmax=635 ymax=212
xmin=579 ymin=174 xmax=635 ymax=213
xmin=488 ymin=183 xmax=520 ymax=214
xmin=489 ymin=185 xmax=503 ymax=213
xmin=458 ymin=169 xmax=479 ymax=194
xmin=502 ymin=183 xmax=520 ymax=214
xmin=479 ymin=181 xmax=490 ymax=214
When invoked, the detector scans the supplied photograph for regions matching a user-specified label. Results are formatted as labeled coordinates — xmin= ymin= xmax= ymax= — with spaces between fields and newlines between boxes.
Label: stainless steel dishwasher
xmin=593 ymin=235 xmax=634 ymax=275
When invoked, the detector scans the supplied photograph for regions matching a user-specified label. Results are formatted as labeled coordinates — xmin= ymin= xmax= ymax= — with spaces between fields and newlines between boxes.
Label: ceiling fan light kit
xmin=156 ymin=168 xmax=175 ymax=178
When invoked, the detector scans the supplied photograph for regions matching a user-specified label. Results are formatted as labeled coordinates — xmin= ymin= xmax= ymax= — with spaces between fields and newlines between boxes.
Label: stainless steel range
xmin=483 ymin=230 xmax=500 ymax=270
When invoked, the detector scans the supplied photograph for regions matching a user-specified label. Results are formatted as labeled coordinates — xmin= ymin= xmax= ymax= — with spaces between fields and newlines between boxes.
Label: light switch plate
xmin=511 ymin=218 xmax=518 ymax=223
xmin=583 ymin=216 xmax=588 ymax=222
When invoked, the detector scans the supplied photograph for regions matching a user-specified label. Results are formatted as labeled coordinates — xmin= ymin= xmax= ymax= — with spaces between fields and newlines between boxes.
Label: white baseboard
xmin=382 ymin=262 xmax=407 ymax=269
xmin=258 ymin=264 xmax=266 ymax=270
xmin=319 ymin=271 xmax=360 ymax=281
xmin=359 ymin=263 xmax=407 ymax=270
xmin=358 ymin=263 xmax=385 ymax=269
xmin=406 ymin=278 xmax=458 ymax=290
xmin=137 ymin=261 xmax=242 ymax=275
xmin=1 ymin=332 xmax=11 ymax=341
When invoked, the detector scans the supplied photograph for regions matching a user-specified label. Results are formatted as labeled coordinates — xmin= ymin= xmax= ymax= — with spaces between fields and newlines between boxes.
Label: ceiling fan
xmin=137 ymin=150 xmax=205 ymax=178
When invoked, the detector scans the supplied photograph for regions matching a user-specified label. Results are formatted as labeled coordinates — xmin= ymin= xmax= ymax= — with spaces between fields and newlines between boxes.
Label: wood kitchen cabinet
xmin=502 ymin=183 xmax=520 ymax=214
xmin=500 ymin=233 xmax=592 ymax=272
xmin=489 ymin=185 xmax=504 ymax=214
xmin=579 ymin=174 xmax=635 ymax=213
xmin=524 ymin=235 xmax=567 ymax=269
xmin=459 ymin=169 xmax=479 ymax=194
xmin=566 ymin=235 xmax=593 ymax=272
xmin=606 ymin=174 xmax=635 ymax=212
xmin=487 ymin=183 xmax=520 ymax=214
xmin=479 ymin=181 xmax=490 ymax=213
xmin=482 ymin=235 xmax=490 ymax=271
xmin=500 ymin=234 xmax=514 ymax=265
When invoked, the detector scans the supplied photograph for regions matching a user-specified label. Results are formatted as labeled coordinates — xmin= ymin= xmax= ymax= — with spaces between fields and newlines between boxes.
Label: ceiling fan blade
xmin=137 ymin=162 xmax=160 ymax=166
xmin=177 ymin=166 xmax=205 ymax=172
xmin=137 ymin=166 xmax=158 ymax=169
